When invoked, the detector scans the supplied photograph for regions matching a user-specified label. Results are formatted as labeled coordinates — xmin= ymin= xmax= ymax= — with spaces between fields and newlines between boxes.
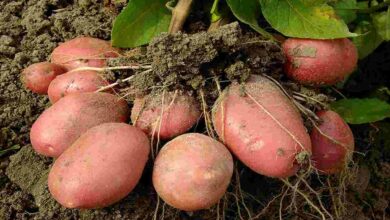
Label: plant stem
xmin=168 ymin=0 xmax=193 ymax=33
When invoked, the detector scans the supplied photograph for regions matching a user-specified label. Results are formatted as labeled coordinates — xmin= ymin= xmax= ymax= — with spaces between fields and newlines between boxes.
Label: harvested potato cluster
xmin=24 ymin=33 xmax=356 ymax=211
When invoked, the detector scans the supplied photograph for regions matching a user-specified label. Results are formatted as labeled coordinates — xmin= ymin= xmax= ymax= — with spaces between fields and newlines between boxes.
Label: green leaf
xmin=112 ymin=0 xmax=172 ymax=48
xmin=226 ymin=0 xmax=274 ymax=39
xmin=331 ymin=98 xmax=390 ymax=124
xmin=353 ymin=20 xmax=383 ymax=59
xmin=0 ymin=145 xmax=20 ymax=157
xmin=372 ymin=7 xmax=390 ymax=41
xmin=259 ymin=0 xmax=358 ymax=39
xmin=331 ymin=0 xmax=357 ymax=24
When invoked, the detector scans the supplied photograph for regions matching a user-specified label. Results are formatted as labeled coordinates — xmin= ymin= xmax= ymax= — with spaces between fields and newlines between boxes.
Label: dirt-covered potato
xmin=47 ymin=70 xmax=110 ymax=103
xmin=282 ymin=38 xmax=358 ymax=86
xmin=213 ymin=75 xmax=312 ymax=178
xmin=48 ymin=123 xmax=150 ymax=208
xmin=30 ymin=92 xmax=129 ymax=157
xmin=131 ymin=91 xmax=201 ymax=140
xmin=50 ymin=37 xmax=119 ymax=71
xmin=21 ymin=62 xmax=66 ymax=94
xmin=153 ymin=133 xmax=233 ymax=211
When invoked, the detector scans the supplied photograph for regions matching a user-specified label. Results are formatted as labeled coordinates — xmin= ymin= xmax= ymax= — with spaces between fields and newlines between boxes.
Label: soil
xmin=1 ymin=0 xmax=389 ymax=220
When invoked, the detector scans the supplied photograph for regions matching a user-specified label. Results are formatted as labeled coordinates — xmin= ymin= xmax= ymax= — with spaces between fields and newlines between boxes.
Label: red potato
xmin=50 ymin=37 xmax=119 ymax=71
xmin=153 ymin=133 xmax=233 ymax=211
xmin=21 ymin=62 xmax=66 ymax=94
xmin=212 ymin=75 xmax=312 ymax=178
xmin=30 ymin=92 xmax=129 ymax=157
xmin=48 ymin=123 xmax=150 ymax=208
xmin=282 ymin=38 xmax=358 ymax=86
xmin=310 ymin=110 xmax=354 ymax=174
xmin=131 ymin=91 xmax=201 ymax=140
xmin=47 ymin=70 xmax=110 ymax=103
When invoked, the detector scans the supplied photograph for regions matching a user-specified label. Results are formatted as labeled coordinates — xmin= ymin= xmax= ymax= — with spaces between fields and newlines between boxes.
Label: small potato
xmin=213 ymin=75 xmax=312 ymax=178
xmin=48 ymin=123 xmax=150 ymax=208
xmin=50 ymin=37 xmax=119 ymax=71
xmin=131 ymin=91 xmax=201 ymax=140
xmin=153 ymin=133 xmax=233 ymax=211
xmin=283 ymin=38 xmax=358 ymax=86
xmin=30 ymin=92 xmax=129 ymax=157
xmin=21 ymin=62 xmax=66 ymax=94
xmin=311 ymin=110 xmax=354 ymax=174
xmin=47 ymin=70 xmax=110 ymax=103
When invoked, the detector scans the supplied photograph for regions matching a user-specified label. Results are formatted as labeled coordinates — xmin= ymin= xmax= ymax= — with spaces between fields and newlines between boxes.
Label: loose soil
xmin=1 ymin=0 xmax=388 ymax=220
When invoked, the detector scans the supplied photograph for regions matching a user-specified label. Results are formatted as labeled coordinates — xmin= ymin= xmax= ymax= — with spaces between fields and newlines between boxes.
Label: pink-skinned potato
xmin=48 ymin=123 xmax=150 ymax=208
xmin=311 ymin=110 xmax=354 ymax=174
xmin=48 ymin=70 xmax=110 ymax=103
xmin=30 ymin=92 xmax=129 ymax=157
xmin=282 ymin=38 xmax=358 ymax=86
xmin=50 ymin=37 xmax=119 ymax=71
xmin=131 ymin=91 xmax=201 ymax=140
xmin=21 ymin=62 xmax=66 ymax=94
xmin=153 ymin=133 xmax=233 ymax=211
xmin=212 ymin=75 xmax=312 ymax=178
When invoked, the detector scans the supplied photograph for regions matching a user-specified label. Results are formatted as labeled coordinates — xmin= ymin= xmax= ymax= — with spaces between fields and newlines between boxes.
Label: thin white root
xmin=68 ymin=64 xmax=151 ymax=73
xmin=245 ymin=91 xmax=306 ymax=151
xmin=95 ymin=69 xmax=152 ymax=92
xmin=280 ymin=178 xmax=326 ymax=220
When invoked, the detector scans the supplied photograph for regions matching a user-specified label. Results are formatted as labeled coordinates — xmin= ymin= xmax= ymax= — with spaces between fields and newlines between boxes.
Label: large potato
xmin=30 ymin=92 xmax=129 ymax=157
xmin=47 ymin=70 xmax=110 ymax=103
xmin=311 ymin=110 xmax=354 ymax=174
xmin=48 ymin=123 xmax=150 ymax=208
xmin=50 ymin=37 xmax=119 ymax=71
xmin=131 ymin=91 xmax=201 ymax=140
xmin=153 ymin=133 xmax=233 ymax=211
xmin=282 ymin=38 xmax=357 ymax=86
xmin=212 ymin=75 xmax=312 ymax=178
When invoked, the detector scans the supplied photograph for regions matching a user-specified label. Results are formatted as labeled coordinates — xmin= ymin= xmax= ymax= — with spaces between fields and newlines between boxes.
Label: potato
xmin=48 ymin=123 xmax=150 ymax=208
xmin=212 ymin=75 xmax=312 ymax=178
xmin=131 ymin=91 xmax=201 ymax=140
xmin=47 ymin=70 xmax=110 ymax=103
xmin=153 ymin=133 xmax=233 ymax=211
xmin=282 ymin=38 xmax=358 ymax=86
xmin=21 ymin=62 xmax=66 ymax=94
xmin=30 ymin=92 xmax=129 ymax=157
xmin=50 ymin=37 xmax=119 ymax=71
xmin=310 ymin=110 xmax=354 ymax=174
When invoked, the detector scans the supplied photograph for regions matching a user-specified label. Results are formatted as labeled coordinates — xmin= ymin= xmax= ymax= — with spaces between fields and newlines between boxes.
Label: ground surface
xmin=0 ymin=0 xmax=389 ymax=220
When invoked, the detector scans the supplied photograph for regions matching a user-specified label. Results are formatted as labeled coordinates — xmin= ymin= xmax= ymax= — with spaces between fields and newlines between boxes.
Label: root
xmin=245 ymin=90 xmax=307 ymax=152
xmin=235 ymin=167 xmax=252 ymax=219
xmin=280 ymin=178 xmax=327 ymax=220
xmin=292 ymin=92 xmax=327 ymax=108
xmin=96 ymin=69 xmax=152 ymax=92
xmin=279 ymin=186 xmax=290 ymax=220
xmin=252 ymin=187 xmax=286 ymax=219
xmin=200 ymin=89 xmax=215 ymax=138
xmin=299 ymin=177 xmax=334 ymax=220
xmin=153 ymin=195 xmax=161 ymax=220
xmin=68 ymin=64 xmax=151 ymax=73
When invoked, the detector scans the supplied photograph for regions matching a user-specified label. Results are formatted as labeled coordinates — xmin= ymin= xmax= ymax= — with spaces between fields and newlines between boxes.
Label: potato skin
xmin=48 ymin=123 xmax=150 ymax=209
xmin=311 ymin=110 xmax=354 ymax=174
xmin=283 ymin=38 xmax=357 ymax=86
xmin=47 ymin=70 xmax=110 ymax=103
xmin=153 ymin=133 xmax=233 ymax=211
xmin=21 ymin=62 xmax=66 ymax=94
xmin=213 ymin=75 xmax=311 ymax=178
xmin=30 ymin=93 xmax=129 ymax=157
xmin=50 ymin=37 xmax=119 ymax=71
xmin=131 ymin=91 xmax=201 ymax=140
